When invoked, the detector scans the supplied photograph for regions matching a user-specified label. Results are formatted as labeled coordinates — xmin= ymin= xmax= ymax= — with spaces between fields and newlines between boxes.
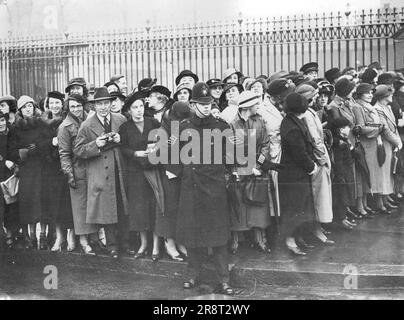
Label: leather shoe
xmin=216 ymin=282 xmax=235 ymax=296
xmin=287 ymin=244 xmax=306 ymax=256
xmin=110 ymin=250 xmax=119 ymax=259
xmin=296 ymin=237 xmax=315 ymax=249
xmin=183 ymin=279 xmax=199 ymax=289
xmin=152 ymin=253 xmax=160 ymax=262
xmin=134 ymin=250 xmax=147 ymax=259
xmin=321 ymin=239 xmax=335 ymax=245
xmin=378 ymin=208 xmax=392 ymax=215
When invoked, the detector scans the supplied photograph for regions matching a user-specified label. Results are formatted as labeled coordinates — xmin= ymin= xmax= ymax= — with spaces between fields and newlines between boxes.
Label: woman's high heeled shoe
xmin=165 ymin=242 xmax=184 ymax=262
xmin=152 ymin=252 xmax=160 ymax=262
xmin=134 ymin=249 xmax=148 ymax=259
xmin=287 ymin=244 xmax=306 ymax=256
xmin=255 ymin=242 xmax=271 ymax=254
xmin=81 ymin=244 xmax=96 ymax=256
xmin=51 ymin=239 xmax=66 ymax=252
xmin=177 ymin=245 xmax=188 ymax=259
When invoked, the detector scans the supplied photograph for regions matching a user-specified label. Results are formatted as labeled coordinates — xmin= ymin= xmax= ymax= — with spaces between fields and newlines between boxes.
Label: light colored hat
xmin=17 ymin=95 xmax=35 ymax=111
xmin=238 ymin=91 xmax=260 ymax=109
xmin=222 ymin=68 xmax=243 ymax=82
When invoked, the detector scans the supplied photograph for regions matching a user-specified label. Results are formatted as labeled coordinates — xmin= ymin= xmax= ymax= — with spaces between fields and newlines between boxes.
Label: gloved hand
xmin=261 ymin=160 xmax=285 ymax=172
xmin=67 ymin=172 xmax=77 ymax=189
xmin=13 ymin=165 xmax=20 ymax=178
xmin=18 ymin=148 xmax=29 ymax=162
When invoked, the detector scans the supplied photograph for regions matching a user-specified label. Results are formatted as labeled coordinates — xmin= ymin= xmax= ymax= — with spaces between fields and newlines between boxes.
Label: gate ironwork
xmin=0 ymin=7 xmax=403 ymax=100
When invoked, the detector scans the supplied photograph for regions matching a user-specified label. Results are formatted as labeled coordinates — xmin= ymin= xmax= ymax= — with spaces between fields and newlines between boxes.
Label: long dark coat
xmin=119 ymin=117 xmax=160 ymax=232
xmin=8 ymin=112 xmax=49 ymax=225
xmin=40 ymin=111 xmax=73 ymax=227
xmin=173 ymin=115 xmax=232 ymax=248
xmin=73 ymin=112 xmax=129 ymax=225
xmin=0 ymin=127 xmax=19 ymax=230
xmin=278 ymin=113 xmax=316 ymax=235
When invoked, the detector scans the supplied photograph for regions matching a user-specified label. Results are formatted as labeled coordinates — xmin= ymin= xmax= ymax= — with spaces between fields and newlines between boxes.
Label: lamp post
xmin=238 ymin=12 xmax=243 ymax=73
xmin=146 ymin=19 xmax=151 ymax=77
xmin=345 ymin=2 xmax=351 ymax=67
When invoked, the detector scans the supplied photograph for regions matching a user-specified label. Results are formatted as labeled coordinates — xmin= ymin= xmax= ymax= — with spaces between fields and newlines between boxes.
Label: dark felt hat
xmin=335 ymin=78 xmax=356 ymax=97
xmin=123 ymin=91 xmax=147 ymax=113
xmin=138 ymin=78 xmax=157 ymax=92
xmin=150 ymin=85 xmax=172 ymax=98
xmin=300 ymin=62 xmax=319 ymax=74
xmin=175 ymin=70 xmax=199 ymax=86
xmin=111 ymin=91 xmax=126 ymax=101
xmin=67 ymin=94 xmax=87 ymax=106
xmin=267 ymin=79 xmax=296 ymax=97
xmin=285 ymin=93 xmax=309 ymax=114
xmin=191 ymin=82 xmax=214 ymax=104
xmin=169 ymin=101 xmax=193 ymax=121
xmin=373 ymin=85 xmax=394 ymax=101
xmin=325 ymin=68 xmax=341 ymax=83
xmin=355 ymin=83 xmax=373 ymax=97
xmin=65 ymin=77 xmax=87 ymax=93
xmin=393 ymin=78 xmax=404 ymax=92
xmin=361 ymin=68 xmax=378 ymax=84
xmin=47 ymin=91 xmax=65 ymax=102
xmin=377 ymin=73 xmax=395 ymax=86
xmin=92 ymin=87 xmax=114 ymax=102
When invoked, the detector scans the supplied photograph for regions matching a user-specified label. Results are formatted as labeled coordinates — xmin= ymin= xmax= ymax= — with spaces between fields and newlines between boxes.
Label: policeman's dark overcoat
xmin=174 ymin=114 xmax=232 ymax=248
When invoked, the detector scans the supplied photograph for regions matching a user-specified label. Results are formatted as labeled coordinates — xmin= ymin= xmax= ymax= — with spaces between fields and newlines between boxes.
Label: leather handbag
xmin=376 ymin=136 xmax=386 ymax=167
xmin=0 ymin=174 xmax=19 ymax=204
xmin=243 ymin=176 xmax=268 ymax=206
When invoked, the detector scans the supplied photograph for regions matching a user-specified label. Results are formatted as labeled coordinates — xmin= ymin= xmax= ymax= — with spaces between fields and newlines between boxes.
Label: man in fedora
xmin=73 ymin=87 xmax=129 ymax=259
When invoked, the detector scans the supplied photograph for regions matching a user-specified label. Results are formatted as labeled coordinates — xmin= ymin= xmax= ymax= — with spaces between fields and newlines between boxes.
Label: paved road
xmin=1 ymin=257 xmax=403 ymax=300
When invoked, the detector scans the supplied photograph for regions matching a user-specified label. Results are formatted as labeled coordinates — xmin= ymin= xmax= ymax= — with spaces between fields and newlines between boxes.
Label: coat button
xmin=105 ymin=166 xmax=109 ymax=170
xmin=104 ymin=156 xmax=107 ymax=159
xmin=106 ymin=176 xmax=109 ymax=180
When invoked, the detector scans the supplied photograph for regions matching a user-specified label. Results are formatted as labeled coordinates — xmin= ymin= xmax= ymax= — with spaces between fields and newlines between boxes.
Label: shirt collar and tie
xmin=97 ymin=113 xmax=112 ymax=133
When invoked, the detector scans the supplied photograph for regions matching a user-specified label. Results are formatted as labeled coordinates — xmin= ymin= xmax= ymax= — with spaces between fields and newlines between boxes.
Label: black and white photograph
xmin=0 ymin=0 xmax=404 ymax=304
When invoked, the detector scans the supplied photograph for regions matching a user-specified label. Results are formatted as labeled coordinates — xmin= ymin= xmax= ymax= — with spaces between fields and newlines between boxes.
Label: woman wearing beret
xmin=219 ymin=83 xmax=244 ymax=122
xmin=41 ymin=92 xmax=75 ymax=252
xmin=352 ymin=84 xmax=387 ymax=215
xmin=278 ymin=93 xmax=317 ymax=256
xmin=374 ymin=85 xmax=403 ymax=212
xmin=8 ymin=96 xmax=48 ymax=250
xmin=119 ymin=92 xmax=161 ymax=260
xmin=58 ymin=94 xmax=99 ymax=255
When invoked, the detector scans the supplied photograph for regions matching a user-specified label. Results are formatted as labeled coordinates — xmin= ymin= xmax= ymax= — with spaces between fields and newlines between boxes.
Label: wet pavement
xmin=1 ymin=206 xmax=404 ymax=300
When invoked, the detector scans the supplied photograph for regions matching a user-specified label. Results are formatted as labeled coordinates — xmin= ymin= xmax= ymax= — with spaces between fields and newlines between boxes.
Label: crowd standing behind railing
xmin=1 ymin=62 xmax=404 ymax=295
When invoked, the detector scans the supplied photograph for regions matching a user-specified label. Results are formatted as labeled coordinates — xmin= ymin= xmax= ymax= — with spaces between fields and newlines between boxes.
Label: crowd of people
xmin=0 ymin=61 xmax=404 ymax=295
